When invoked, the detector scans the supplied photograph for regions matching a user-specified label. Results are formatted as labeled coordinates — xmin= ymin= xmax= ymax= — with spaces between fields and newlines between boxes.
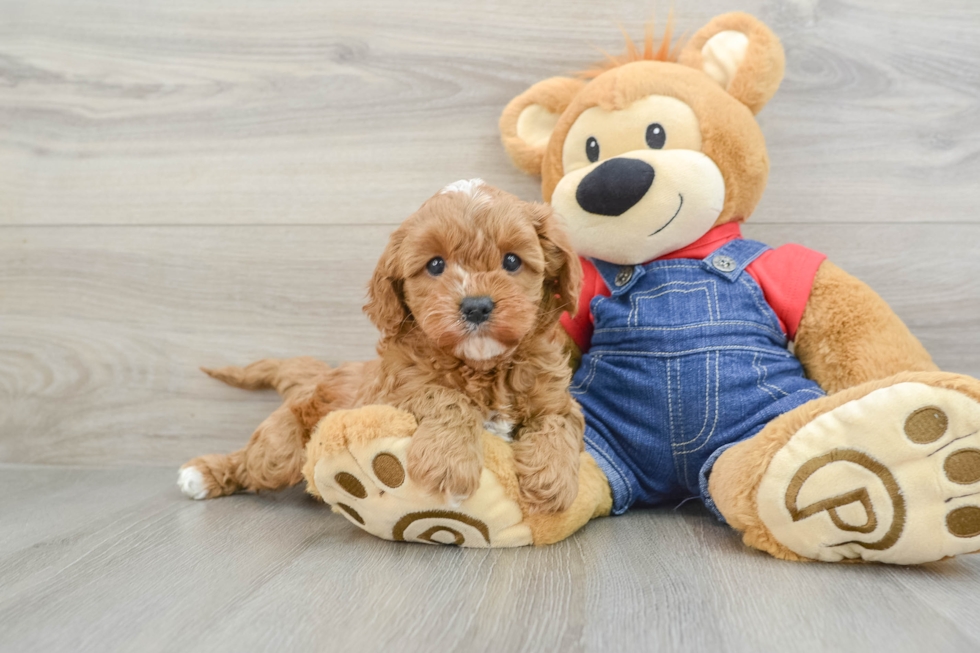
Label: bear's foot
xmin=304 ymin=406 xmax=534 ymax=548
xmin=757 ymin=380 xmax=980 ymax=564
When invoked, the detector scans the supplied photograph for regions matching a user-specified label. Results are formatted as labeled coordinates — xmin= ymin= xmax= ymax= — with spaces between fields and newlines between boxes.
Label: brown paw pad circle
xmin=947 ymin=506 xmax=980 ymax=538
xmin=334 ymin=472 xmax=367 ymax=499
xmin=372 ymin=452 xmax=405 ymax=488
xmin=337 ymin=503 xmax=364 ymax=525
xmin=944 ymin=449 xmax=980 ymax=485
xmin=904 ymin=406 xmax=948 ymax=444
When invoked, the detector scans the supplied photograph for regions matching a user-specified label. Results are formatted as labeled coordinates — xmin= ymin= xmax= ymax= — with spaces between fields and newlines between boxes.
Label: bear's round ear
xmin=499 ymin=77 xmax=586 ymax=176
xmin=678 ymin=12 xmax=785 ymax=115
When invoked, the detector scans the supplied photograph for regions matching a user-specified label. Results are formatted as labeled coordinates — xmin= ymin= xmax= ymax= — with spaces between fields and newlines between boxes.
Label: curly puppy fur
xmin=181 ymin=181 xmax=585 ymax=513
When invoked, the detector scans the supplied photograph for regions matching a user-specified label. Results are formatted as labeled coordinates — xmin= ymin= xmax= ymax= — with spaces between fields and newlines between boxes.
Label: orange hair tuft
xmin=578 ymin=12 xmax=686 ymax=79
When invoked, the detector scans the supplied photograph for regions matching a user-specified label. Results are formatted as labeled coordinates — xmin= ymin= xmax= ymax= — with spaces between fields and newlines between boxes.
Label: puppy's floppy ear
xmin=678 ymin=12 xmax=785 ymax=115
xmin=500 ymin=77 xmax=586 ymax=176
xmin=364 ymin=227 xmax=409 ymax=337
xmin=529 ymin=202 xmax=582 ymax=321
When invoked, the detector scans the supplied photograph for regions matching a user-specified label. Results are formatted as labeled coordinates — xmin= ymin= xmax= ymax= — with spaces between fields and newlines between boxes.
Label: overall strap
xmin=700 ymin=238 xmax=771 ymax=282
xmin=590 ymin=258 xmax=646 ymax=297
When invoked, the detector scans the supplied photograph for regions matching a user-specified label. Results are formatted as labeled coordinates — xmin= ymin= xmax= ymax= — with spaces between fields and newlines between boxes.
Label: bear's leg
xmin=709 ymin=371 xmax=980 ymax=564
xmin=304 ymin=405 xmax=612 ymax=547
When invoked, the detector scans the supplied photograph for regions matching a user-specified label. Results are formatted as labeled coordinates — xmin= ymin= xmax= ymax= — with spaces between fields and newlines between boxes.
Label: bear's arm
xmin=560 ymin=257 xmax=608 ymax=368
xmin=794 ymin=260 xmax=938 ymax=394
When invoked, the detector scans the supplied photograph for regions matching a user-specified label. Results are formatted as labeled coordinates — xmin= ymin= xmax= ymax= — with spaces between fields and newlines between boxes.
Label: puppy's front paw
xmin=405 ymin=435 xmax=482 ymax=504
xmin=513 ymin=444 xmax=579 ymax=514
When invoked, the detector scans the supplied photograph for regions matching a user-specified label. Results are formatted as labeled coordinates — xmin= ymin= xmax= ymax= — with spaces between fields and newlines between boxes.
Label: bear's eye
xmin=585 ymin=137 xmax=600 ymax=163
xmin=646 ymin=123 xmax=666 ymax=149
xmin=426 ymin=257 xmax=445 ymax=276
xmin=502 ymin=253 xmax=522 ymax=273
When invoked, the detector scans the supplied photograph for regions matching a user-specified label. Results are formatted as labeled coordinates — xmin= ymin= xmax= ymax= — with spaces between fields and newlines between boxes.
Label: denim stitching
xmin=752 ymin=352 xmax=789 ymax=400
xmin=585 ymin=434 xmax=634 ymax=507
xmin=710 ymin=280 xmax=720 ymax=320
xmin=595 ymin=320 xmax=783 ymax=339
xmin=570 ymin=355 xmax=601 ymax=395
xmin=667 ymin=358 xmax=685 ymax=484
xmin=627 ymin=279 xmax=715 ymax=325
xmin=674 ymin=351 xmax=721 ymax=455
xmin=759 ymin=354 xmax=791 ymax=396
xmin=587 ymin=345 xmax=796 ymax=357
xmin=797 ymin=388 xmax=826 ymax=398
xmin=628 ymin=281 xmax=715 ymax=327
xmin=738 ymin=276 xmax=783 ymax=336
xmin=666 ymin=358 xmax=676 ymax=442
xmin=641 ymin=264 xmax=703 ymax=271
xmin=752 ymin=352 xmax=779 ymax=400
xmin=591 ymin=294 xmax=608 ymax=317
xmin=672 ymin=353 xmax=711 ymax=448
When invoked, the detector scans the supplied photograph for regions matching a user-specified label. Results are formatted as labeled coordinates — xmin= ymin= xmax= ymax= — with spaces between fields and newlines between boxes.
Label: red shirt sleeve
xmin=560 ymin=258 xmax=610 ymax=353
xmin=745 ymin=244 xmax=827 ymax=341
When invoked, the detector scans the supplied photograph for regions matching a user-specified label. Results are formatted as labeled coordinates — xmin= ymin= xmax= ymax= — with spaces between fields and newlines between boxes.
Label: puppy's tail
xmin=201 ymin=357 xmax=331 ymax=398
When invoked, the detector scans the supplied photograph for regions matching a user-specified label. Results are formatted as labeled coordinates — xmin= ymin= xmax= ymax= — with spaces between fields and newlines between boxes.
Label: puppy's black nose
xmin=576 ymin=158 xmax=655 ymax=216
xmin=460 ymin=296 xmax=494 ymax=325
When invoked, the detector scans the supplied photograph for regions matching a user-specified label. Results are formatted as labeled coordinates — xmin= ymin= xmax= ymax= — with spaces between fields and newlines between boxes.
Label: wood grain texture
xmin=1 ymin=0 xmax=979 ymax=225
xmin=1 ymin=466 xmax=979 ymax=653
xmin=1 ymin=223 xmax=978 ymax=467
xmin=2 ymin=0 xmax=980 ymax=651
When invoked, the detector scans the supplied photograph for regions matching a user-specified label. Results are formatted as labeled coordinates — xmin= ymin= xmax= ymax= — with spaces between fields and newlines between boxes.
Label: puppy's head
xmin=365 ymin=179 xmax=580 ymax=363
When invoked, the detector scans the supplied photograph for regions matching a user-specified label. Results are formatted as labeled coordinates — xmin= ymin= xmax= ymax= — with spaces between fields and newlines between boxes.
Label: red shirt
xmin=561 ymin=223 xmax=827 ymax=353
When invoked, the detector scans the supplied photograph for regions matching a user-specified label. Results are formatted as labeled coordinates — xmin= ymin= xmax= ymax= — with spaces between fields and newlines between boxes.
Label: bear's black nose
xmin=460 ymin=296 xmax=494 ymax=324
xmin=575 ymin=158 xmax=655 ymax=216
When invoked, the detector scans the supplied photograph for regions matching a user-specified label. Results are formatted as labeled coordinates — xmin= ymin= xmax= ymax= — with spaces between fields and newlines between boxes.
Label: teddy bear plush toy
xmin=289 ymin=11 xmax=980 ymax=563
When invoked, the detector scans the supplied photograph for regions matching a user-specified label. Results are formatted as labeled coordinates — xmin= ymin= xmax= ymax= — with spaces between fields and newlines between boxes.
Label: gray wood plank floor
xmin=1 ymin=0 xmax=979 ymax=651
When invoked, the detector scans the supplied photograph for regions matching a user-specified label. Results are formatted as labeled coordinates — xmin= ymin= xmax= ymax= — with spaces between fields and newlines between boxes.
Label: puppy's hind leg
xmin=179 ymin=357 xmax=368 ymax=499
xmin=179 ymin=357 xmax=332 ymax=499
xmin=180 ymin=401 xmax=309 ymax=499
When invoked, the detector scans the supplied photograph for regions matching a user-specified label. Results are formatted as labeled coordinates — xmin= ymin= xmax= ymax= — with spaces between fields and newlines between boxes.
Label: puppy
xmin=180 ymin=179 xmax=584 ymax=513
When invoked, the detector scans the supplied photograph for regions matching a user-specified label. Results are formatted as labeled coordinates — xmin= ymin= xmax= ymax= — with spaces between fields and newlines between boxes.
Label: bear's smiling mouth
xmin=648 ymin=193 xmax=684 ymax=237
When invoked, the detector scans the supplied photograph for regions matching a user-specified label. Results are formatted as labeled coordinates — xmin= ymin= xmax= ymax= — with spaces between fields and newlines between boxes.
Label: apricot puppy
xmin=181 ymin=180 xmax=585 ymax=513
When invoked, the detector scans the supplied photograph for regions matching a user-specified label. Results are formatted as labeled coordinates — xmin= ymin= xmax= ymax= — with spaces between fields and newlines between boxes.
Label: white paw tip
xmin=178 ymin=466 xmax=210 ymax=500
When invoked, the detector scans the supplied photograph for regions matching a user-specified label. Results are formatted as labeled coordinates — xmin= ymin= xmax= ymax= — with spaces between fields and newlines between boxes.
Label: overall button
xmin=712 ymin=255 xmax=737 ymax=272
xmin=614 ymin=266 xmax=634 ymax=287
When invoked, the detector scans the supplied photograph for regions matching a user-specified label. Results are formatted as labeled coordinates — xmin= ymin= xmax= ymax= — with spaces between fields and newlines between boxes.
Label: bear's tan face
xmin=551 ymin=93 xmax=726 ymax=264
xmin=499 ymin=13 xmax=787 ymax=266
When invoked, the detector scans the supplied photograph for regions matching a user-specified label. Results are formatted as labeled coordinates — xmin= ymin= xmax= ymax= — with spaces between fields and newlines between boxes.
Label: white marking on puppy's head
xmin=441 ymin=178 xmax=486 ymax=195
xmin=449 ymin=264 xmax=473 ymax=296
xmin=441 ymin=178 xmax=491 ymax=209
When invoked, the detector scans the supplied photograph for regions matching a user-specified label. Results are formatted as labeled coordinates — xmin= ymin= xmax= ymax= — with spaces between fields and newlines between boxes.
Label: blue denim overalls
xmin=572 ymin=238 xmax=825 ymax=519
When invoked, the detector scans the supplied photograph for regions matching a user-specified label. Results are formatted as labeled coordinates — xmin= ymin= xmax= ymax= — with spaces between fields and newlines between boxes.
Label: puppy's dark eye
xmin=646 ymin=123 xmax=666 ymax=149
xmin=502 ymin=253 xmax=522 ymax=273
xmin=586 ymin=137 xmax=600 ymax=163
xmin=426 ymin=257 xmax=445 ymax=276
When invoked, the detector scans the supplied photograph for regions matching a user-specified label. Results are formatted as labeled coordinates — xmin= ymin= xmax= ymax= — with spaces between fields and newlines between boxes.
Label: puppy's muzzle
xmin=460 ymin=296 xmax=494 ymax=325
xmin=575 ymin=157 xmax=655 ymax=216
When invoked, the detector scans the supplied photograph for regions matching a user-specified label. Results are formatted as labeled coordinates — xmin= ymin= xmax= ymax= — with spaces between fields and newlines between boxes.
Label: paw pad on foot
xmin=307 ymin=429 xmax=532 ymax=548
xmin=904 ymin=406 xmax=948 ymax=443
xmin=944 ymin=449 xmax=980 ymax=485
xmin=757 ymin=382 xmax=980 ymax=563
xmin=947 ymin=506 xmax=980 ymax=538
